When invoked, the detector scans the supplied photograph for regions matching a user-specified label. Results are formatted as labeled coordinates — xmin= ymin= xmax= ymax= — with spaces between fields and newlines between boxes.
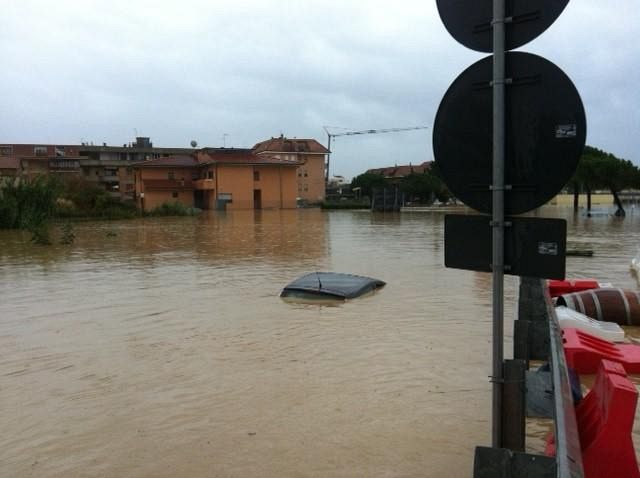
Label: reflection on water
xmin=1 ymin=207 xmax=640 ymax=477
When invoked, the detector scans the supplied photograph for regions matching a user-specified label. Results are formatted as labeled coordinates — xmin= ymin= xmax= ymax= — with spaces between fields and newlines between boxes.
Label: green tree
xmin=350 ymin=172 xmax=387 ymax=198
xmin=569 ymin=146 xmax=640 ymax=216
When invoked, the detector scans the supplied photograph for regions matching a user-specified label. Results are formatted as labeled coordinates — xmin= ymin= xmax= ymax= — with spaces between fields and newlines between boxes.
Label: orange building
xmin=133 ymin=149 xmax=300 ymax=212
xmin=253 ymin=136 xmax=329 ymax=204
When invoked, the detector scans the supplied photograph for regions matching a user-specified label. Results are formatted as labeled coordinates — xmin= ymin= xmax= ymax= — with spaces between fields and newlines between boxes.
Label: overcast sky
xmin=1 ymin=1 xmax=638 ymax=179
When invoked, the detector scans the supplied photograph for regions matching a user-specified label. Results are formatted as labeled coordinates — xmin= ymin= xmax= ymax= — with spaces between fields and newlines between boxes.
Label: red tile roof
xmin=196 ymin=151 xmax=300 ymax=166
xmin=366 ymin=161 xmax=432 ymax=178
xmin=253 ymin=137 xmax=329 ymax=154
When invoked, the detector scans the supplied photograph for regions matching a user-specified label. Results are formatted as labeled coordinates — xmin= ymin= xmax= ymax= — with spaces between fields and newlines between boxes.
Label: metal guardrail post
xmin=502 ymin=359 xmax=526 ymax=451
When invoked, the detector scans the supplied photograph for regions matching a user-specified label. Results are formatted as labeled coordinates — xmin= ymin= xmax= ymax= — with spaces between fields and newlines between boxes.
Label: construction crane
xmin=323 ymin=125 xmax=430 ymax=182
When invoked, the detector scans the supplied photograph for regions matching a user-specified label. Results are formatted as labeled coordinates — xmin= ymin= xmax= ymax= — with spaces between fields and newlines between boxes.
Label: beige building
xmin=253 ymin=136 xmax=329 ymax=204
xmin=133 ymin=149 xmax=300 ymax=212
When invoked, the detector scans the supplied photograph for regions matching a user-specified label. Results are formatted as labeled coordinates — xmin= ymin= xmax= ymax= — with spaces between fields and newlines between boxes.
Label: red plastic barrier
xmin=576 ymin=360 xmax=639 ymax=478
xmin=562 ymin=328 xmax=640 ymax=374
xmin=548 ymin=279 xmax=600 ymax=298
xmin=544 ymin=360 xmax=639 ymax=478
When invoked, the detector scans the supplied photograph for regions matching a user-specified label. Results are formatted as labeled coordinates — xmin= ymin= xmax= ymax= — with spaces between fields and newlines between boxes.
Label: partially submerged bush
xmin=146 ymin=201 xmax=201 ymax=217
xmin=0 ymin=175 xmax=62 ymax=229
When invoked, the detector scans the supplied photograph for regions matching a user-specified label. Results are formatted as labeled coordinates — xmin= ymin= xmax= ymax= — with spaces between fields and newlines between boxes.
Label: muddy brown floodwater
xmin=2 ymin=207 xmax=640 ymax=477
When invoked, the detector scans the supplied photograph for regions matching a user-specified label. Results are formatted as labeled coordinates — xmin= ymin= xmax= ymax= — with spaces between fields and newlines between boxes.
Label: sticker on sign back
xmin=556 ymin=124 xmax=577 ymax=138
xmin=539 ymin=242 xmax=559 ymax=256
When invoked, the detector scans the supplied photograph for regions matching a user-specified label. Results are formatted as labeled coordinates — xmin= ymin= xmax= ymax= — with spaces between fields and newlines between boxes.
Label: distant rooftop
xmin=133 ymin=150 xmax=301 ymax=168
xmin=253 ymin=136 xmax=329 ymax=154
xmin=367 ymin=161 xmax=432 ymax=178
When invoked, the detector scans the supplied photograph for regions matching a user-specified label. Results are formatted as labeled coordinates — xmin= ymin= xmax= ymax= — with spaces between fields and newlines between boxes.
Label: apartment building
xmin=1 ymin=136 xmax=325 ymax=208
xmin=133 ymin=149 xmax=299 ymax=211
xmin=252 ymin=136 xmax=329 ymax=204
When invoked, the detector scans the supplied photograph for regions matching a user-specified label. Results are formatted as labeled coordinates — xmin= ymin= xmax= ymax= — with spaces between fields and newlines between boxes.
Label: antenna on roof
xmin=222 ymin=133 xmax=229 ymax=148
xmin=190 ymin=140 xmax=198 ymax=148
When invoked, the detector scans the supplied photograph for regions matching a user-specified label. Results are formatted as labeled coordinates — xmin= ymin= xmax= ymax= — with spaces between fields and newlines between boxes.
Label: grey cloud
xmin=0 ymin=0 xmax=637 ymax=178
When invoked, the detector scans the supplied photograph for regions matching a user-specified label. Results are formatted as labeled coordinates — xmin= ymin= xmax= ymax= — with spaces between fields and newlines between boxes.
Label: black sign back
xmin=444 ymin=214 xmax=566 ymax=279
xmin=436 ymin=0 xmax=569 ymax=53
xmin=433 ymin=51 xmax=586 ymax=215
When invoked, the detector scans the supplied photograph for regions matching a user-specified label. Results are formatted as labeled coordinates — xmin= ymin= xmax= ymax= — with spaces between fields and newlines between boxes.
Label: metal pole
xmin=492 ymin=0 xmax=506 ymax=448
xmin=326 ymin=134 xmax=332 ymax=184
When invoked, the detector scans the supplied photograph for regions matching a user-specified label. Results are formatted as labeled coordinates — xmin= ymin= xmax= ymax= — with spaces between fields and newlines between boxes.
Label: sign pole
xmin=492 ymin=0 xmax=506 ymax=448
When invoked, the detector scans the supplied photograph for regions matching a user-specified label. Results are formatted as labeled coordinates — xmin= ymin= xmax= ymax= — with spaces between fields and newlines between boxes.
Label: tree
xmin=569 ymin=146 xmax=640 ymax=216
xmin=350 ymin=172 xmax=387 ymax=198
xmin=399 ymin=171 xmax=452 ymax=204
xmin=400 ymin=173 xmax=435 ymax=203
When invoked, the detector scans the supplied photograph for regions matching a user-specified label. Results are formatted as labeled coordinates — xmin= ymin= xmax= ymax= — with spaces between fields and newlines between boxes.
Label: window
xmin=304 ymin=172 xmax=308 ymax=177
xmin=207 ymin=170 xmax=214 ymax=179
xmin=168 ymin=171 xmax=175 ymax=180
xmin=0 ymin=146 xmax=12 ymax=156
xmin=34 ymin=146 xmax=47 ymax=156
xmin=253 ymin=171 xmax=260 ymax=181
xmin=55 ymin=146 xmax=65 ymax=157
xmin=172 ymin=191 xmax=179 ymax=198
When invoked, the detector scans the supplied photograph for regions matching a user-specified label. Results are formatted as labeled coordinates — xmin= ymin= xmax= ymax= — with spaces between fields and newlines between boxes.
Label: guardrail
xmin=545 ymin=288 xmax=584 ymax=477
xmin=473 ymin=278 xmax=584 ymax=477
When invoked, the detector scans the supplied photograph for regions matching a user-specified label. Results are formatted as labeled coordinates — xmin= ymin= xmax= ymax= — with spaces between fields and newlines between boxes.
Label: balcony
xmin=193 ymin=179 xmax=215 ymax=190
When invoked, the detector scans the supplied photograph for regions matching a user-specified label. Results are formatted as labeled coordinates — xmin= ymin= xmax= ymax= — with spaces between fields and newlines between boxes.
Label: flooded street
xmin=2 ymin=207 xmax=640 ymax=477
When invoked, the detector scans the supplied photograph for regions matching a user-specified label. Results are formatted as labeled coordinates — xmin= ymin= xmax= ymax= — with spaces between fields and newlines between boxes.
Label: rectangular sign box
xmin=444 ymin=214 xmax=566 ymax=279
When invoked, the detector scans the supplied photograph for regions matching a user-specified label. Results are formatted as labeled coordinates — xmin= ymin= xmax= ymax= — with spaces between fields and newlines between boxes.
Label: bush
xmin=0 ymin=175 xmax=62 ymax=229
xmin=146 ymin=201 xmax=201 ymax=217
xmin=55 ymin=177 xmax=139 ymax=220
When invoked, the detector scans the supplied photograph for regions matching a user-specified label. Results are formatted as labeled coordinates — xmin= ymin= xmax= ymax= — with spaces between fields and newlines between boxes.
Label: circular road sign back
xmin=432 ymin=51 xmax=586 ymax=215
xmin=436 ymin=0 xmax=569 ymax=53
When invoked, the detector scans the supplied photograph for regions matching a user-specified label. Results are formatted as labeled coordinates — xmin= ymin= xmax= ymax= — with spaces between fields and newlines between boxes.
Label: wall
xmin=0 ymin=144 xmax=81 ymax=157
xmin=254 ymin=166 xmax=298 ymax=209
xmin=280 ymin=167 xmax=298 ymax=208
xmin=135 ymin=167 xmax=195 ymax=212
xmin=216 ymin=165 xmax=254 ymax=209
xmin=296 ymin=154 xmax=325 ymax=203
xmin=118 ymin=167 xmax=134 ymax=201
xmin=133 ymin=164 xmax=298 ymax=211
xmin=143 ymin=190 xmax=193 ymax=211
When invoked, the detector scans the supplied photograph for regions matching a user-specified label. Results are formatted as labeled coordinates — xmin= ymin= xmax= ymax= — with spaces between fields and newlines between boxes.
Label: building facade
xmin=133 ymin=149 xmax=299 ymax=212
xmin=253 ymin=136 xmax=329 ymax=204
xmin=1 ymin=136 xmax=323 ymax=208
